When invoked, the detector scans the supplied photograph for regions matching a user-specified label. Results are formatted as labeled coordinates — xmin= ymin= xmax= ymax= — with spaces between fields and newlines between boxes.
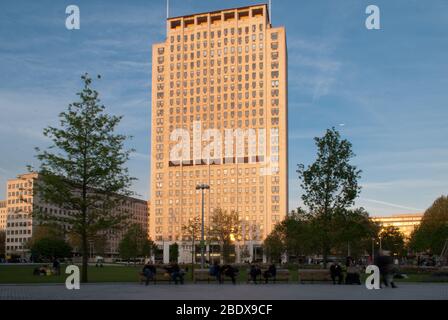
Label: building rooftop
xmin=167 ymin=3 xmax=270 ymax=22
xmin=371 ymin=213 xmax=423 ymax=220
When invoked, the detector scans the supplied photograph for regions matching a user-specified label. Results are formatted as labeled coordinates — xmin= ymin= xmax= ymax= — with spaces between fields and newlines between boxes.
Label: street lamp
xmin=196 ymin=183 xmax=210 ymax=269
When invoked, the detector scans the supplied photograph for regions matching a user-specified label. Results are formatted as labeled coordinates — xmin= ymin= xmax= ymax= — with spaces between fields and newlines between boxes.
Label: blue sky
xmin=0 ymin=0 xmax=447 ymax=216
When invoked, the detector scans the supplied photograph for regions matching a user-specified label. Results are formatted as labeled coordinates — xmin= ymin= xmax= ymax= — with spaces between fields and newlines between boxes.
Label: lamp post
xmin=196 ymin=183 xmax=210 ymax=269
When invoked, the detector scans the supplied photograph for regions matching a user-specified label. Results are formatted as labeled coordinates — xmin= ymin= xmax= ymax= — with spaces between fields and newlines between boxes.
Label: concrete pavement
xmin=1 ymin=283 xmax=447 ymax=300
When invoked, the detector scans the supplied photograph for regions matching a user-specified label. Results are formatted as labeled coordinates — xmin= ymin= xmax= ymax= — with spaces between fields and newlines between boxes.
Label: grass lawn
xmin=0 ymin=264 xmax=445 ymax=284
xmin=0 ymin=265 xmax=143 ymax=284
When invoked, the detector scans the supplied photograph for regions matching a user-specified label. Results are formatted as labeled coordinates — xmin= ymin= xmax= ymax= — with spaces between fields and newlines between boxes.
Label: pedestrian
xmin=375 ymin=250 xmax=398 ymax=288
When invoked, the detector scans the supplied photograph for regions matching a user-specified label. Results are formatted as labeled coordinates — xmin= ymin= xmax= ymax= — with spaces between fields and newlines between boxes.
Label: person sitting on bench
xmin=249 ymin=264 xmax=261 ymax=284
xmin=142 ymin=261 xmax=156 ymax=285
xmin=222 ymin=264 xmax=238 ymax=284
xmin=209 ymin=261 xmax=222 ymax=283
xmin=263 ymin=264 xmax=277 ymax=283
xmin=167 ymin=263 xmax=184 ymax=285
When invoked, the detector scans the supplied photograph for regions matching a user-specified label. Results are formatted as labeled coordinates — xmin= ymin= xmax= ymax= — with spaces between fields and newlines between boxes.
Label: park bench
xmin=139 ymin=267 xmax=186 ymax=284
xmin=246 ymin=268 xmax=290 ymax=283
xmin=298 ymin=269 xmax=333 ymax=283
xmin=193 ymin=268 xmax=239 ymax=283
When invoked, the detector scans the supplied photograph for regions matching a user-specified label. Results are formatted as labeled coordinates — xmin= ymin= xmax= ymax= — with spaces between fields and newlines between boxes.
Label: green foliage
xmin=32 ymin=74 xmax=135 ymax=282
xmin=209 ymin=208 xmax=242 ymax=263
xmin=379 ymin=226 xmax=406 ymax=255
xmin=264 ymin=208 xmax=378 ymax=262
xmin=297 ymin=128 xmax=362 ymax=266
xmin=409 ymin=195 xmax=448 ymax=253
xmin=182 ymin=216 xmax=201 ymax=241
xmin=30 ymin=237 xmax=72 ymax=259
xmin=264 ymin=232 xmax=283 ymax=263
xmin=119 ymin=224 xmax=156 ymax=260
xmin=170 ymin=242 xmax=179 ymax=263
xmin=331 ymin=208 xmax=380 ymax=257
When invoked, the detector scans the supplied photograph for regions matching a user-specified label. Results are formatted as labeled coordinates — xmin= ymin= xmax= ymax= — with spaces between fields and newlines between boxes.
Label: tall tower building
xmin=150 ymin=4 xmax=288 ymax=262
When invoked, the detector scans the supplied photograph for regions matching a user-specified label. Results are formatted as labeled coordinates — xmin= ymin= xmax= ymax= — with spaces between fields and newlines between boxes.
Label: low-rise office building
xmin=3 ymin=172 xmax=149 ymax=259
xmin=371 ymin=213 xmax=423 ymax=239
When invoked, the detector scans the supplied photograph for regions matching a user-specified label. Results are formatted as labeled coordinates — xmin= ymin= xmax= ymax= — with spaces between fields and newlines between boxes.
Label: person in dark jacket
xmin=222 ymin=265 xmax=238 ymax=284
xmin=52 ymin=258 xmax=61 ymax=276
xmin=210 ymin=261 xmax=222 ymax=283
xmin=263 ymin=264 xmax=277 ymax=283
xmin=330 ymin=262 xmax=343 ymax=284
xmin=249 ymin=264 xmax=261 ymax=284
xmin=142 ymin=261 xmax=156 ymax=285
xmin=169 ymin=263 xmax=184 ymax=285
xmin=375 ymin=250 xmax=397 ymax=288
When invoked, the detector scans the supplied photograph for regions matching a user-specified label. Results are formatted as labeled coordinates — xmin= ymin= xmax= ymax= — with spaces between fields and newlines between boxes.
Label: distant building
xmin=3 ymin=172 xmax=149 ymax=258
xmin=0 ymin=200 xmax=6 ymax=230
xmin=371 ymin=213 xmax=423 ymax=239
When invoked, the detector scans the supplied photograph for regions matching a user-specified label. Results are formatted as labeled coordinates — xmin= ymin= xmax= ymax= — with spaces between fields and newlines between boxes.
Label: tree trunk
xmin=322 ymin=236 xmax=329 ymax=269
xmin=81 ymin=230 xmax=88 ymax=283
xmin=323 ymin=249 xmax=328 ymax=269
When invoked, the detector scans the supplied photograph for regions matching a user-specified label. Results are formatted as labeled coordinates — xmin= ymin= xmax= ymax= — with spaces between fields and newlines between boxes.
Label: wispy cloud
xmin=359 ymin=198 xmax=423 ymax=212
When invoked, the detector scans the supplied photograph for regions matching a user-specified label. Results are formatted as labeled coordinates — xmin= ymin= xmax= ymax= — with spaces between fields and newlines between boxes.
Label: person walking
xmin=375 ymin=250 xmax=398 ymax=288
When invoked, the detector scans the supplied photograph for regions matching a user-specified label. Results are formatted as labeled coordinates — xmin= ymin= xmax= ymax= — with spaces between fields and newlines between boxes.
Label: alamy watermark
xmin=168 ymin=121 xmax=280 ymax=176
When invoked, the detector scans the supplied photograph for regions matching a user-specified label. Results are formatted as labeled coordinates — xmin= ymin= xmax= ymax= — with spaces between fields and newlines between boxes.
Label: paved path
xmin=1 ymin=283 xmax=447 ymax=300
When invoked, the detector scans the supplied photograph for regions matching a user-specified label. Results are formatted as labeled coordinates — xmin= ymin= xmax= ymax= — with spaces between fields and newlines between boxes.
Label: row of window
xmin=170 ymin=34 xmax=267 ymax=53
xmin=7 ymin=182 xmax=32 ymax=190
xmin=168 ymin=25 xmax=271 ymax=43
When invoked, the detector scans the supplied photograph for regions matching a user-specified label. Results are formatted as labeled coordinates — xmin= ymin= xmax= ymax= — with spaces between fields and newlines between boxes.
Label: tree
xmin=209 ymin=208 xmax=242 ymax=264
xmin=29 ymin=224 xmax=65 ymax=243
xmin=297 ymin=128 xmax=362 ymax=267
xmin=182 ymin=216 xmax=201 ymax=264
xmin=332 ymin=208 xmax=380 ymax=258
xmin=409 ymin=195 xmax=448 ymax=254
xmin=31 ymin=74 xmax=135 ymax=282
xmin=119 ymin=224 xmax=156 ymax=260
xmin=30 ymin=237 xmax=72 ymax=260
xmin=379 ymin=226 xmax=405 ymax=256
xmin=68 ymin=233 xmax=108 ymax=257
xmin=263 ymin=231 xmax=283 ymax=263
xmin=169 ymin=242 xmax=179 ymax=263
xmin=264 ymin=212 xmax=317 ymax=264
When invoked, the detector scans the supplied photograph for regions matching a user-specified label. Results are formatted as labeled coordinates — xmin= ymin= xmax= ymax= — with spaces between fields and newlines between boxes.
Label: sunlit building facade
xmin=150 ymin=4 xmax=288 ymax=262
xmin=371 ymin=213 xmax=423 ymax=239
xmin=2 ymin=173 xmax=149 ymax=258
xmin=0 ymin=200 xmax=6 ymax=230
